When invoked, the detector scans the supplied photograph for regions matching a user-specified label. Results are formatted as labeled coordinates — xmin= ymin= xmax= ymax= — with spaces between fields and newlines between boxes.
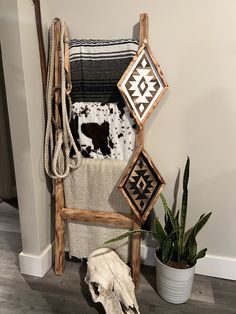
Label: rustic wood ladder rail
xmin=33 ymin=0 xmax=148 ymax=287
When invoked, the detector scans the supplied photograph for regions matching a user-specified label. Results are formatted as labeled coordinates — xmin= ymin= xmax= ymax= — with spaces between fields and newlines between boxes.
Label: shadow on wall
xmin=0 ymin=44 xmax=17 ymax=200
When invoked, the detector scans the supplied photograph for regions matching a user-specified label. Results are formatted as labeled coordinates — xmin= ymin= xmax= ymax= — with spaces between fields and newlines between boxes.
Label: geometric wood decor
xmin=118 ymin=43 xmax=168 ymax=128
xmin=118 ymin=147 xmax=165 ymax=224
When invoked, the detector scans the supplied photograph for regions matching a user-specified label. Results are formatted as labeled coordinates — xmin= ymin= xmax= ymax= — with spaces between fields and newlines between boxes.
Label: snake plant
xmin=105 ymin=157 xmax=212 ymax=268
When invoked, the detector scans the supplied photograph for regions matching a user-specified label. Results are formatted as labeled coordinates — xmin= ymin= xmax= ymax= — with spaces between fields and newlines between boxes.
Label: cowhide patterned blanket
xmin=69 ymin=39 xmax=139 ymax=160
xmin=70 ymin=102 xmax=136 ymax=160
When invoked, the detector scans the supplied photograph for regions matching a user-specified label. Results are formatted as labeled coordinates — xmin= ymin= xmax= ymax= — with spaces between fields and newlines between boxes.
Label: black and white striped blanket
xmin=69 ymin=39 xmax=139 ymax=103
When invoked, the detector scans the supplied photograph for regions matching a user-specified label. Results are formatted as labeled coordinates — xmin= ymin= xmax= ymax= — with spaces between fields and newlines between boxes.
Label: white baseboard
xmin=140 ymin=245 xmax=236 ymax=281
xmin=195 ymin=254 xmax=236 ymax=281
xmin=19 ymin=243 xmax=52 ymax=277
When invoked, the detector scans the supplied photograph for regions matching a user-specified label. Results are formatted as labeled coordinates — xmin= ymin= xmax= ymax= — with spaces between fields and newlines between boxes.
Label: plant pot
xmin=155 ymin=253 xmax=195 ymax=304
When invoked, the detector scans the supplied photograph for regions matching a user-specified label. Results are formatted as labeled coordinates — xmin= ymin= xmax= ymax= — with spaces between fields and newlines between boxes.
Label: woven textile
xmin=69 ymin=39 xmax=139 ymax=160
xmin=71 ymin=102 xmax=136 ymax=160
xmin=69 ymin=39 xmax=139 ymax=103
xmin=63 ymin=158 xmax=131 ymax=262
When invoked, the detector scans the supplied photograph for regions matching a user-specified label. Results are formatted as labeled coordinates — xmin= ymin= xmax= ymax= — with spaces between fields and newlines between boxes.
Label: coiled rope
xmin=44 ymin=18 xmax=81 ymax=179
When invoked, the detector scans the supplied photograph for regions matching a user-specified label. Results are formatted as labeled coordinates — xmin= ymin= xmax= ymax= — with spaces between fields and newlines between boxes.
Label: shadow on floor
xmin=1 ymin=197 xmax=18 ymax=209
xmin=78 ymin=261 xmax=105 ymax=313
xmin=140 ymin=264 xmax=156 ymax=291
xmin=22 ymin=259 xmax=104 ymax=314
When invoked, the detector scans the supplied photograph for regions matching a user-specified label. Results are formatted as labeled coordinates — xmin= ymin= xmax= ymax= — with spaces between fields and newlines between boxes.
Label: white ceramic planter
xmin=155 ymin=254 xmax=195 ymax=304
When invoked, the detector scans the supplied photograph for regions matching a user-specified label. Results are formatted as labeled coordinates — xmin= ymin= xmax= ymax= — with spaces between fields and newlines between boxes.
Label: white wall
xmin=47 ymin=0 xmax=236 ymax=265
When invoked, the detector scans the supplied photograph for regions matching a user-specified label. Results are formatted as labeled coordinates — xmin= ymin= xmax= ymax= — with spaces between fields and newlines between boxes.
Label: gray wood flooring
xmin=0 ymin=200 xmax=236 ymax=314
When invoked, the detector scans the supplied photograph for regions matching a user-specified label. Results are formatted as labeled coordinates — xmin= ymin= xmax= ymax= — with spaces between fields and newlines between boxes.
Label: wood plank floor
xmin=0 ymin=200 xmax=236 ymax=314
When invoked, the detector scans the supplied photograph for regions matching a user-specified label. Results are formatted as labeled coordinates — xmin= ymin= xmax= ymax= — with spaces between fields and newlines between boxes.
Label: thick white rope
xmin=44 ymin=18 xmax=81 ymax=179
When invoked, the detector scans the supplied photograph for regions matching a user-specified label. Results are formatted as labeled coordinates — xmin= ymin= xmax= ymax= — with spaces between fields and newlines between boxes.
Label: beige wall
xmin=47 ymin=0 xmax=236 ymax=259
xmin=0 ymin=0 xmax=235 ymax=276
xmin=0 ymin=0 xmax=51 ymax=259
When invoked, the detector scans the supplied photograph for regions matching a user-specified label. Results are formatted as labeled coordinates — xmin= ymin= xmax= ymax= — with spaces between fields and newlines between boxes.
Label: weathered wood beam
xmin=61 ymin=208 xmax=135 ymax=229
xmin=55 ymin=179 xmax=65 ymax=275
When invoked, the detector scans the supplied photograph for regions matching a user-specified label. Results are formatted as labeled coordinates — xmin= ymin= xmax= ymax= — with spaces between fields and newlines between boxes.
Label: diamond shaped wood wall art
xmin=118 ymin=148 xmax=165 ymax=224
xmin=118 ymin=43 xmax=168 ymax=128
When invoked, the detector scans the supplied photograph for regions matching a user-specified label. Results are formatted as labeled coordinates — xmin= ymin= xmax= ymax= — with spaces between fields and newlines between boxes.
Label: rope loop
xmin=44 ymin=18 xmax=81 ymax=179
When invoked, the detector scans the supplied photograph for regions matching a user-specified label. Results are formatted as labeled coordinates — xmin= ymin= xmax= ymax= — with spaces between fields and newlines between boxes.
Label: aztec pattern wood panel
xmin=119 ymin=148 xmax=165 ymax=223
xmin=118 ymin=44 xmax=168 ymax=127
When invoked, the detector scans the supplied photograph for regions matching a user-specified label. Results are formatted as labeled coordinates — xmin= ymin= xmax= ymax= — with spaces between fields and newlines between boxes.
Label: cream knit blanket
xmin=63 ymin=158 xmax=131 ymax=262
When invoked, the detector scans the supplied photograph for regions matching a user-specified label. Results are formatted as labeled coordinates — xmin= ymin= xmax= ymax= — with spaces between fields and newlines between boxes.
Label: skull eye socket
xmin=90 ymin=282 xmax=100 ymax=296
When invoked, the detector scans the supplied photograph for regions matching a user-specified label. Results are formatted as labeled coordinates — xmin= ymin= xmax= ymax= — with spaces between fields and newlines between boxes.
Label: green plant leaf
xmin=172 ymin=238 xmax=180 ymax=261
xmin=179 ymin=156 xmax=190 ymax=255
xmin=104 ymin=229 xmax=153 ymax=244
xmin=175 ymin=209 xmax=180 ymax=226
xmin=164 ymin=213 xmax=173 ymax=235
xmin=195 ymin=212 xmax=212 ymax=236
xmin=181 ymin=229 xmax=196 ymax=261
xmin=182 ymin=212 xmax=211 ymax=264
xmin=188 ymin=248 xmax=207 ymax=266
xmin=195 ymin=248 xmax=207 ymax=260
xmin=104 ymin=231 xmax=135 ymax=244
xmin=183 ymin=227 xmax=193 ymax=243
xmin=162 ymin=235 xmax=172 ymax=264
xmin=160 ymin=193 xmax=170 ymax=215
xmin=155 ymin=218 xmax=167 ymax=245
xmin=160 ymin=194 xmax=178 ymax=231
xmin=199 ymin=213 xmax=206 ymax=221
xmin=184 ymin=212 xmax=212 ymax=247
xmin=187 ymin=235 xmax=197 ymax=262
xmin=157 ymin=158 xmax=212 ymax=266
xmin=162 ymin=229 xmax=179 ymax=264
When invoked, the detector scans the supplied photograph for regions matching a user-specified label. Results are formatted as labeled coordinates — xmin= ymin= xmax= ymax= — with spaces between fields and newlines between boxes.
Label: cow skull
xmin=85 ymin=248 xmax=140 ymax=314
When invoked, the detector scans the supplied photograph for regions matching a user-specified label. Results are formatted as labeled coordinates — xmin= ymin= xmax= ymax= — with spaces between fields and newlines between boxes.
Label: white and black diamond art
xmin=119 ymin=149 xmax=165 ymax=223
xmin=119 ymin=45 xmax=168 ymax=126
